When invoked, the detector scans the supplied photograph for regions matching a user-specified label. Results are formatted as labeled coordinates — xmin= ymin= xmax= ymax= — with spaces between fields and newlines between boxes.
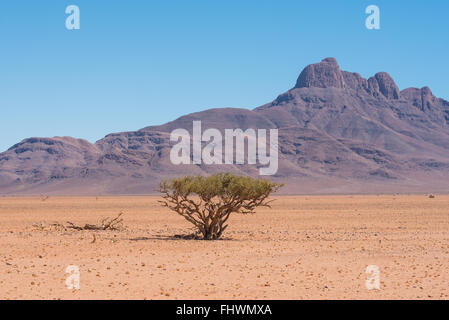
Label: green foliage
xmin=161 ymin=173 xmax=281 ymax=202
xmin=159 ymin=173 xmax=283 ymax=240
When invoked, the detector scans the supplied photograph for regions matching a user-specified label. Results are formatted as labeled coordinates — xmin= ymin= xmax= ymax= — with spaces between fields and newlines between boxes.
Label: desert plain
xmin=0 ymin=194 xmax=449 ymax=300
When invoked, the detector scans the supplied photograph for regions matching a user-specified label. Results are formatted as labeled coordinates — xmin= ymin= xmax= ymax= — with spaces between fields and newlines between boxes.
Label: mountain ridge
xmin=1 ymin=57 xmax=449 ymax=195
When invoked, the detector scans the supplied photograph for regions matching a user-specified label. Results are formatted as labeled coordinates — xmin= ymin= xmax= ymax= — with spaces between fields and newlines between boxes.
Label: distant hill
xmin=1 ymin=57 xmax=449 ymax=195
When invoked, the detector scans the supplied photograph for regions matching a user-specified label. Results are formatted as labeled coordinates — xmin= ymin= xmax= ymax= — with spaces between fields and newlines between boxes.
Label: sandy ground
xmin=0 ymin=194 xmax=449 ymax=300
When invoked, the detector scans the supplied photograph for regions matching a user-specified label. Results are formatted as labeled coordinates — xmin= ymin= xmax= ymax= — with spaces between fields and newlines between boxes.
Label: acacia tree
xmin=159 ymin=173 xmax=283 ymax=240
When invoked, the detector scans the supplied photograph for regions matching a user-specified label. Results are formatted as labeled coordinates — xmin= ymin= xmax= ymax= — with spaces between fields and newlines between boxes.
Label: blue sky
xmin=0 ymin=0 xmax=448 ymax=152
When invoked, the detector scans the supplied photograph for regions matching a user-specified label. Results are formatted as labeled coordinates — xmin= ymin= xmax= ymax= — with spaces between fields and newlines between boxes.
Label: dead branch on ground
xmin=31 ymin=212 xmax=125 ymax=232
xmin=65 ymin=212 xmax=124 ymax=231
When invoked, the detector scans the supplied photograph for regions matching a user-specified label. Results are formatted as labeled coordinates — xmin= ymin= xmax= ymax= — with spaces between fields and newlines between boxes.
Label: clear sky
xmin=0 ymin=0 xmax=448 ymax=152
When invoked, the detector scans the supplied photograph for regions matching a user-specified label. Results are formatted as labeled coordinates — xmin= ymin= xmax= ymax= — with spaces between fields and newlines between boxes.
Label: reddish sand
xmin=0 ymin=195 xmax=448 ymax=300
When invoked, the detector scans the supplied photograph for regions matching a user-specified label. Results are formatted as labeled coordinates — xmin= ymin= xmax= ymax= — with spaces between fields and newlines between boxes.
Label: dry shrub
xmin=159 ymin=173 xmax=282 ymax=240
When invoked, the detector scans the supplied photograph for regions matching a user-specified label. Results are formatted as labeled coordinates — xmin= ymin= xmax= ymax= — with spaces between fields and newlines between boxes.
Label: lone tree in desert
xmin=159 ymin=173 xmax=282 ymax=240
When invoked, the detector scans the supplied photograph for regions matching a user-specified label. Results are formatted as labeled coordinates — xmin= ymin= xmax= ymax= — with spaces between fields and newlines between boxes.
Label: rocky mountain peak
xmin=295 ymin=57 xmax=345 ymax=89
xmin=421 ymin=86 xmax=433 ymax=96
xmin=400 ymin=86 xmax=441 ymax=112
xmin=372 ymin=72 xmax=401 ymax=99
xmin=295 ymin=58 xmax=402 ymax=100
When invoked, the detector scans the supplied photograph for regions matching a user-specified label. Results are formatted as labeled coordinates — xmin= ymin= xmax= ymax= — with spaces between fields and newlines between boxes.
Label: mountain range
xmin=1 ymin=57 xmax=449 ymax=195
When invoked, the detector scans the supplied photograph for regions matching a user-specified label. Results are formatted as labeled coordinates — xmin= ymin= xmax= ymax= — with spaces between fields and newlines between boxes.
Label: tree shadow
xmin=128 ymin=233 xmax=233 ymax=241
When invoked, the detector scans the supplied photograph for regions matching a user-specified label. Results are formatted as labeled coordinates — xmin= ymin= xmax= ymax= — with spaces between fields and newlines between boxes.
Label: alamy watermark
xmin=66 ymin=5 xmax=80 ymax=30
xmin=63 ymin=5 xmax=379 ymax=31
xmin=170 ymin=121 xmax=278 ymax=175
xmin=365 ymin=265 xmax=380 ymax=290
xmin=365 ymin=5 xmax=380 ymax=30
xmin=65 ymin=265 xmax=80 ymax=290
